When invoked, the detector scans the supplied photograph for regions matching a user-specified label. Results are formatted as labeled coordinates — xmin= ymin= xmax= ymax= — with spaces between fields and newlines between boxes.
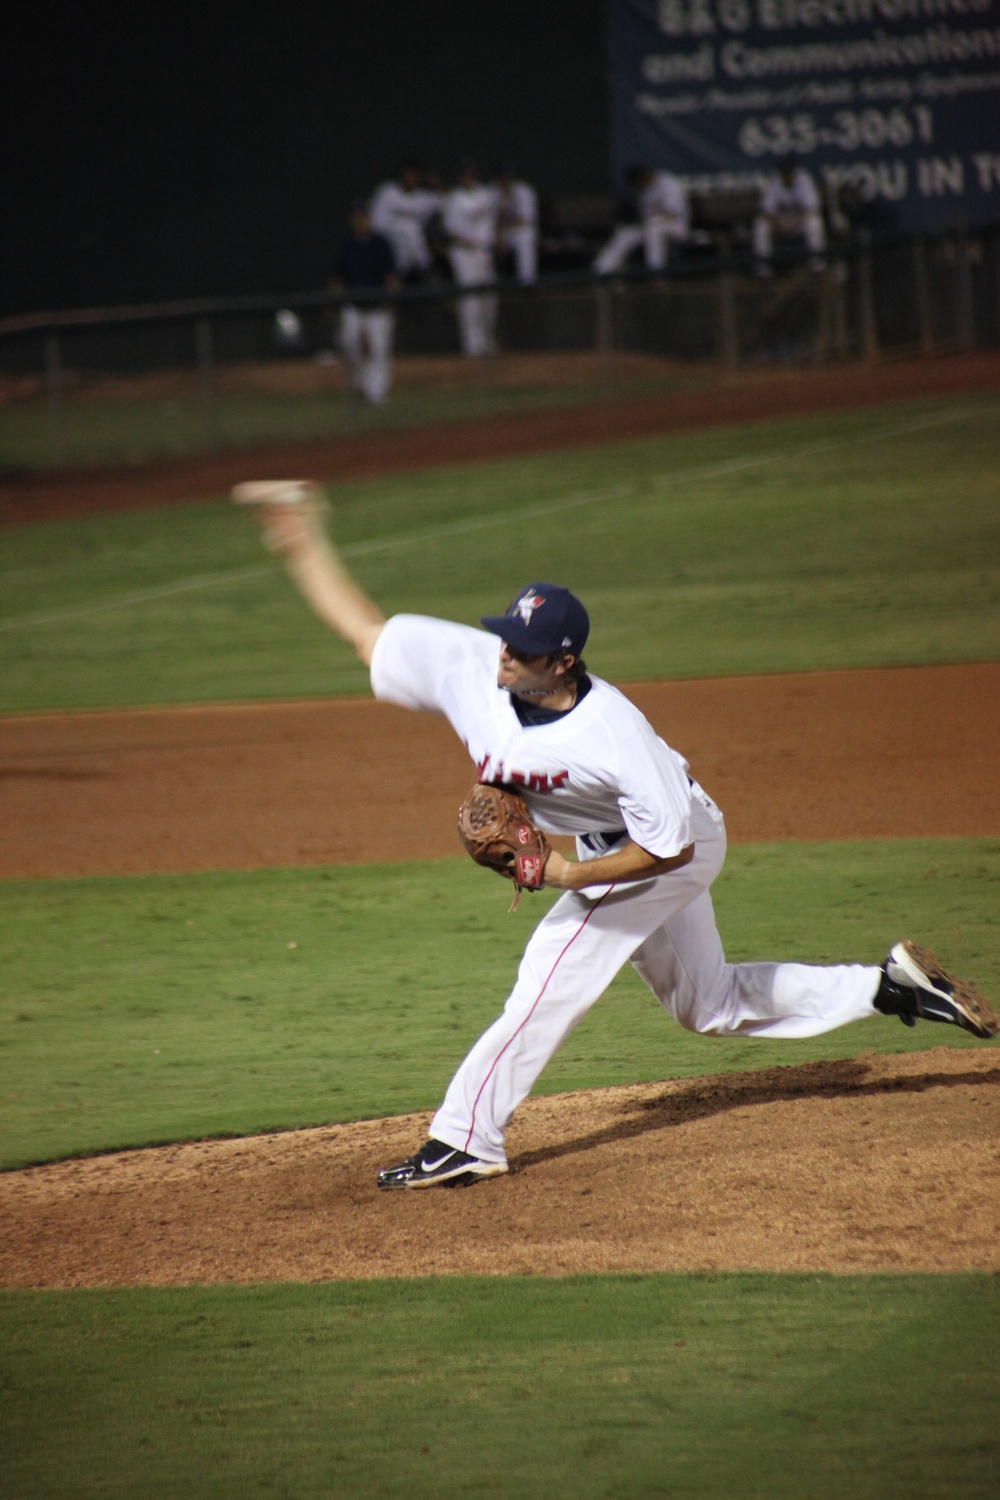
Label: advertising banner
xmin=607 ymin=0 xmax=1000 ymax=231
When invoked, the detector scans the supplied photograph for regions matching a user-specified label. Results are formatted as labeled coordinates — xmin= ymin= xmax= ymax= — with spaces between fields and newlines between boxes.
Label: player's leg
xmin=752 ymin=214 xmax=773 ymax=272
xmin=643 ymin=218 xmax=671 ymax=271
xmin=468 ymin=249 xmax=497 ymax=354
xmin=449 ymin=248 xmax=481 ymax=355
xmin=392 ymin=222 xmax=425 ymax=277
xmin=428 ymin=830 xmax=726 ymax=1164
xmin=362 ymin=310 xmax=393 ymax=402
xmin=455 ymin=250 xmax=496 ymax=356
xmin=631 ymin=889 xmax=880 ymax=1039
xmin=594 ymin=226 xmax=643 ymax=274
xmin=512 ymin=226 xmax=537 ymax=283
xmin=339 ymin=306 xmax=364 ymax=390
xmin=634 ymin=900 xmax=998 ymax=1040
xmin=802 ymin=208 xmax=827 ymax=269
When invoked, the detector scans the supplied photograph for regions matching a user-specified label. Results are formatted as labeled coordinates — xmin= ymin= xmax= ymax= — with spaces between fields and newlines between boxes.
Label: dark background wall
xmin=2 ymin=1 xmax=611 ymax=317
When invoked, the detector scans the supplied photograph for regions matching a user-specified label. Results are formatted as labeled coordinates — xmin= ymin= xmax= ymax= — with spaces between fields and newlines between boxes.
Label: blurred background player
xmin=444 ymin=157 xmax=499 ymax=356
xmin=493 ymin=161 xmax=539 ymax=285
xmin=330 ymin=200 xmax=400 ymax=404
xmin=369 ymin=159 xmax=444 ymax=283
xmin=594 ymin=163 xmax=689 ymax=274
xmin=753 ymin=161 xmax=827 ymax=274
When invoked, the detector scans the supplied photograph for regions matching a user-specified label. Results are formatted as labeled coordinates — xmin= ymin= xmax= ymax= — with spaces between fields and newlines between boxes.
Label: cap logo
xmin=514 ymin=591 xmax=545 ymax=625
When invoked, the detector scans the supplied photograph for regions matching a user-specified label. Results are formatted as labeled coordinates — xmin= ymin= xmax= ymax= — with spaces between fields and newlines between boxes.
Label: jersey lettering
xmin=508 ymin=768 xmax=571 ymax=794
xmin=463 ymin=739 xmax=572 ymax=797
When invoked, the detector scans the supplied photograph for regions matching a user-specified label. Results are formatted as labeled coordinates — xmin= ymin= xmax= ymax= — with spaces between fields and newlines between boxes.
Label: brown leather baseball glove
xmin=458 ymin=783 xmax=551 ymax=907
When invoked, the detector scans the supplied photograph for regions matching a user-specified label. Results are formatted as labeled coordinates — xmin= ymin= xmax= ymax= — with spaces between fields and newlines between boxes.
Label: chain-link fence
xmin=1 ymin=227 xmax=997 ymax=471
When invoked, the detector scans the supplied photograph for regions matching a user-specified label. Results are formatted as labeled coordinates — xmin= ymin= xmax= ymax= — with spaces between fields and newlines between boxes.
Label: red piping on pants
xmin=463 ymin=886 xmax=617 ymax=1154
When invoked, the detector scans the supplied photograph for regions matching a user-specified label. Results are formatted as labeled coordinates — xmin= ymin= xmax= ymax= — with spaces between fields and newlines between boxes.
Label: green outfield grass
xmin=2 ymin=837 xmax=997 ymax=1170
xmin=2 ymin=1274 xmax=998 ymax=1499
xmin=1 ymin=394 xmax=998 ymax=711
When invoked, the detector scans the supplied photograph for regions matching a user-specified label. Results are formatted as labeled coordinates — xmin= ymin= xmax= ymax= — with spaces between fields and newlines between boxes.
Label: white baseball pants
xmin=340 ymin=307 xmax=394 ymax=403
xmin=500 ymin=225 xmax=538 ymax=284
xmin=752 ymin=211 xmax=827 ymax=263
xmin=384 ymin=223 xmax=433 ymax=277
xmin=431 ymin=800 xmax=880 ymax=1164
xmin=594 ymin=217 xmax=687 ymax=274
xmin=449 ymin=247 xmax=498 ymax=356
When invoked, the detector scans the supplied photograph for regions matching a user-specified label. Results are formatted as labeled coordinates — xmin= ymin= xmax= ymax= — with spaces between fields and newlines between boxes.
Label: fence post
xmin=954 ymin=229 xmax=975 ymax=351
xmin=858 ymin=229 xmax=879 ymax=360
xmin=195 ymin=318 xmax=218 ymax=451
xmin=476 ymin=346 xmax=489 ymax=411
xmin=912 ymin=236 xmax=933 ymax=355
xmin=716 ymin=254 xmax=738 ymax=372
xmin=594 ymin=280 xmax=614 ymax=396
xmin=45 ymin=333 xmax=66 ymax=466
xmin=832 ymin=260 xmax=849 ymax=358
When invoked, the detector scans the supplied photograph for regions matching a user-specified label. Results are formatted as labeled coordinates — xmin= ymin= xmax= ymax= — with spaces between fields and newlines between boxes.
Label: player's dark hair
xmin=547 ymin=651 xmax=588 ymax=684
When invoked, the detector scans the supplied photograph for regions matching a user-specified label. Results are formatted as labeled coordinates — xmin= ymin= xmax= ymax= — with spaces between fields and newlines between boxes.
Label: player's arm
xmin=544 ymin=840 xmax=694 ymax=891
xmin=231 ymin=482 xmax=385 ymax=666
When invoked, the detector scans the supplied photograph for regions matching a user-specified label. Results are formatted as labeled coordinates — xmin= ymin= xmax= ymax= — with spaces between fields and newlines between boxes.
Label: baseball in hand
xmin=230 ymin=479 xmax=325 ymax=555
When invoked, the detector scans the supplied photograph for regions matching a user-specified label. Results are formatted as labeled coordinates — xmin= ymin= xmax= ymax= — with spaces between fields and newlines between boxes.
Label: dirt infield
xmin=2 ymin=662 xmax=999 ymax=879
xmin=2 ymin=352 xmax=998 ymax=1287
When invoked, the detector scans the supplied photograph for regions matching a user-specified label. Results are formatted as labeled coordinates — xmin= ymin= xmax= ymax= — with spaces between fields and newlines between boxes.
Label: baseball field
xmin=1 ymin=354 xmax=998 ymax=1497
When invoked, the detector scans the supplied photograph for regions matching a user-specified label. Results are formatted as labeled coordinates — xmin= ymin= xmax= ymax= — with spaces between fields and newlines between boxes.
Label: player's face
xmin=497 ymin=642 xmax=568 ymax=698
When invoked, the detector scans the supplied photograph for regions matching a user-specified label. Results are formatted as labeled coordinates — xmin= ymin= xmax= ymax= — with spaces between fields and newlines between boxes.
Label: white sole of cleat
xmin=404 ymin=1161 xmax=509 ymax=1190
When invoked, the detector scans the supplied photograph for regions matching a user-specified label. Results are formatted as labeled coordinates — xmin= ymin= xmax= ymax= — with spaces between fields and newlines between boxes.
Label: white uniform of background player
xmin=595 ymin=165 xmax=689 ymax=274
xmin=232 ymin=500 xmax=1000 ymax=1189
xmin=493 ymin=164 xmax=539 ymax=284
xmin=753 ymin=163 xmax=827 ymax=272
xmin=330 ymin=202 xmax=399 ymax=405
xmin=444 ymin=159 xmax=499 ymax=356
xmin=369 ymin=163 xmax=443 ymax=279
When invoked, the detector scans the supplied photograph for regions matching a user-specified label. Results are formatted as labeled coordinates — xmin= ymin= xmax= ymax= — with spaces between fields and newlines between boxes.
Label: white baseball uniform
xmin=493 ymin=178 xmax=539 ymax=284
xmin=369 ymin=180 xmax=443 ymax=276
xmin=595 ymin=170 xmax=690 ymax=274
xmin=443 ymin=184 xmax=499 ymax=355
xmin=370 ymin=614 xmax=880 ymax=1166
xmin=753 ymin=167 xmax=826 ymax=265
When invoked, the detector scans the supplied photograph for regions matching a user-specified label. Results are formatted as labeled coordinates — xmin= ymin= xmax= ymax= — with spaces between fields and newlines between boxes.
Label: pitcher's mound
xmin=2 ymin=1046 xmax=997 ymax=1288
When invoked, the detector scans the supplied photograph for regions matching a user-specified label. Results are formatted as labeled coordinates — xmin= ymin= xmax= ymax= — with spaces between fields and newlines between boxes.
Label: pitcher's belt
xmin=580 ymin=830 xmax=627 ymax=853
xmin=580 ymin=779 xmax=697 ymax=853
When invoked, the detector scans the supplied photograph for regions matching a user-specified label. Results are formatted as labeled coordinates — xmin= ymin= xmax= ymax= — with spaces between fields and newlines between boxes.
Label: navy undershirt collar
xmin=511 ymin=675 xmax=591 ymax=726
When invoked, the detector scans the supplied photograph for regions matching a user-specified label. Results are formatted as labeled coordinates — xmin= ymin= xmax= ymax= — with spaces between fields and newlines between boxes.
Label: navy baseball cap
xmin=481 ymin=582 xmax=589 ymax=658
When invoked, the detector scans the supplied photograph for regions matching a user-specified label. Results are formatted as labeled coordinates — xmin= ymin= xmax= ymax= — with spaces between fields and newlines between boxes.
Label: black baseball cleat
xmin=377 ymin=1137 xmax=509 ymax=1190
xmin=873 ymin=941 xmax=999 ymax=1039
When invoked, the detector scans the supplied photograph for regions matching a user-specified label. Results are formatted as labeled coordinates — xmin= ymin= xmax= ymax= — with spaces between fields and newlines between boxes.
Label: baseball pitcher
xmin=233 ymin=482 xmax=999 ymax=1190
